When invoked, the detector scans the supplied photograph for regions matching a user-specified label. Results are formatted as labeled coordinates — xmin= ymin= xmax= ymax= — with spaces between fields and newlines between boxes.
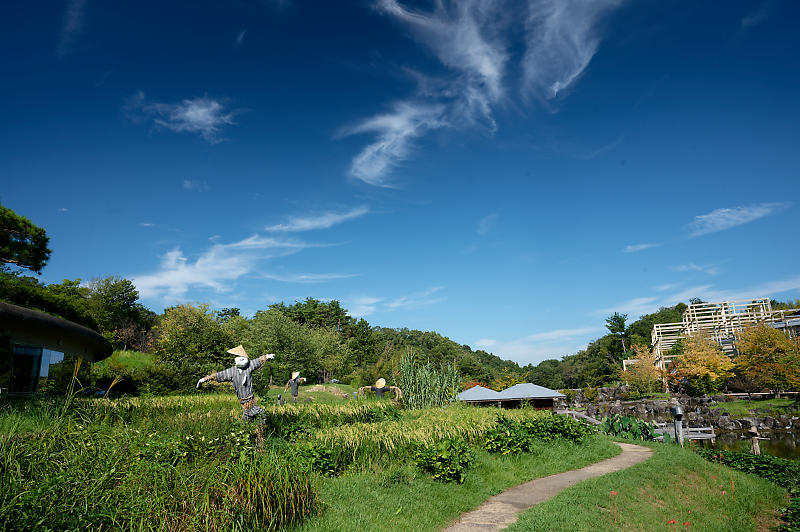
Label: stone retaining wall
xmin=559 ymin=387 xmax=800 ymax=431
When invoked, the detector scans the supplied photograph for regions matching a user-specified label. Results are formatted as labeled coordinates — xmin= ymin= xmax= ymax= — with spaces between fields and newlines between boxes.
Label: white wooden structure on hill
xmin=623 ymin=297 xmax=800 ymax=370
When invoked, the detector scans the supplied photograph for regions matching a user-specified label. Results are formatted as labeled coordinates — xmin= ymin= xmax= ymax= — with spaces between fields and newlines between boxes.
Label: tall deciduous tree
xmin=0 ymin=205 xmax=51 ymax=274
xmin=621 ymin=344 xmax=663 ymax=396
xmin=669 ymin=333 xmax=734 ymax=396
xmin=735 ymin=323 xmax=800 ymax=392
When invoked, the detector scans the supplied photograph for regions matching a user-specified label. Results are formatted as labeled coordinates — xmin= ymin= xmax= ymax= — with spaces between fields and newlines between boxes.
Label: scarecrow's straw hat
xmin=375 ymin=378 xmax=386 ymax=388
xmin=292 ymin=371 xmax=300 ymax=380
xmin=227 ymin=345 xmax=248 ymax=357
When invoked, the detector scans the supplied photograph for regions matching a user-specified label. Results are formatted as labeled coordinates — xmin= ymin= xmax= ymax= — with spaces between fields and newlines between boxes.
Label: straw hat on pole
xmin=375 ymin=378 xmax=386 ymax=388
xmin=291 ymin=371 xmax=300 ymax=380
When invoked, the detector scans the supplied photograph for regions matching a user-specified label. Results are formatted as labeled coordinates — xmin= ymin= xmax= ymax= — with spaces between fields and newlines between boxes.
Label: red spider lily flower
xmin=610 ymin=491 xmax=618 ymax=496
xmin=721 ymin=490 xmax=726 ymax=495
xmin=683 ymin=522 xmax=691 ymax=527
xmin=668 ymin=519 xmax=677 ymax=524
xmin=711 ymin=475 xmax=717 ymax=479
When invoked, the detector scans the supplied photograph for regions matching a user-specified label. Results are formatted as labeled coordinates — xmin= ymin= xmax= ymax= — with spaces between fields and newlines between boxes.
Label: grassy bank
xmin=507 ymin=441 xmax=787 ymax=531
xmin=714 ymin=398 xmax=799 ymax=417
xmin=296 ymin=436 xmax=619 ymax=531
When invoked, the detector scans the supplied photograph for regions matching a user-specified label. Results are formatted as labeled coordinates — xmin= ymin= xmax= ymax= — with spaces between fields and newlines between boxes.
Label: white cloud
xmin=623 ymin=242 xmax=660 ymax=253
xmin=346 ymin=0 xmax=622 ymax=186
xmin=688 ymin=202 xmax=791 ymax=237
xmin=127 ymin=92 xmax=237 ymax=143
xmin=57 ymin=0 xmax=86 ymax=59
xmin=259 ymin=272 xmax=360 ymax=283
xmin=475 ymin=338 xmax=497 ymax=349
xmin=522 ymin=0 xmax=622 ymax=100
xmin=377 ymin=0 xmax=507 ymax=128
xmin=347 ymin=296 xmax=384 ymax=317
xmin=58 ymin=207 xmax=69 ymax=213
xmin=741 ymin=5 xmax=771 ymax=29
xmin=265 ymin=205 xmax=369 ymax=232
xmin=132 ymin=235 xmax=313 ymax=300
xmin=235 ymin=29 xmax=247 ymax=48
xmin=343 ymin=102 xmax=446 ymax=186
xmin=183 ymin=180 xmax=209 ymax=192
xmin=387 ymin=286 xmax=446 ymax=310
xmin=599 ymin=275 xmax=800 ymax=321
xmin=477 ymin=213 xmax=499 ymax=235
xmin=139 ymin=222 xmax=154 ymax=228
xmin=673 ymin=262 xmax=721 ymax=276
xmin=476 ymin=326 xmax=602 ymax=365
xmin=655 ymin=283 xmax=679 ymax=292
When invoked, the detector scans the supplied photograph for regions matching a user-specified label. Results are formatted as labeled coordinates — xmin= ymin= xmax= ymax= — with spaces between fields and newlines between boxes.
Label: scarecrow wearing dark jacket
xmin=196 ymin=345 xmax=275 ymax=421
xmin=358 ymin=378 xmax=402 ymax=400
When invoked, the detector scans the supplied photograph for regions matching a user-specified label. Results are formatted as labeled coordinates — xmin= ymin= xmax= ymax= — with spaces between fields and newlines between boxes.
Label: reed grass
xmin=396 ymin=352 xmax=461 ymax=409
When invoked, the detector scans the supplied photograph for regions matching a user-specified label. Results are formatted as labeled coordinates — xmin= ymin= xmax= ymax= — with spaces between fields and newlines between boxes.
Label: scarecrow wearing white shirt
xmin=196 ymin=345 xmax=275 ymax=421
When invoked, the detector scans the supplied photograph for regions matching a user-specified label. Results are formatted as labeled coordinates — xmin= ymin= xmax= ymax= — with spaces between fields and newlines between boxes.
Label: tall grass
xmin=396 ymin=352 xmax=461 ymax=409
xmin=308 ymin=405 xmax=546 ymax=461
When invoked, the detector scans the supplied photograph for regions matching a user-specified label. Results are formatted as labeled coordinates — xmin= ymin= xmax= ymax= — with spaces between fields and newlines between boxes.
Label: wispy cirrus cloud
xmin=345 ymin=0 xmax=623 ymax=186
xmin=235 ymin=29 xmax=247 ymax=49
xmin=265 ymin=205 xmax=369 ymax=232
xmin=57 ymin=0 xmax=87 ymax=59
xmin=132 ymin=234 xmax=316 ymax=300
xmin=599 ymin=274 xmax=800 ymax=320
xmin=475 ymin=326 xmax=602 ymax=365
xmin=688 ymin=202 xmax=791 ymax=237
xmin=623 ymin=242 xmax=661 ymax=253
xmin=347 ymin=296 xmax=384 ymax=317
xmin=522 ymin=0 xmax=622 ymax=100
xmin=258 ymin=272 xmax=360 ymax=283
xmin=741 ymin=4 xmax=772 ymax=29
xmin=126 ymin=92 xmax=238 ymax=143
xmin=183 ymin=180 xmax=209 ymax=192
xmin=477 ymin=213 xmax=499 ymax=235
xmin=387 ymin=286 xmax=446 ymax=310
xmin=673 ymin=262 xmax=721 ymax=276
xmin=342 ymin=102 xmax=446 ymax=186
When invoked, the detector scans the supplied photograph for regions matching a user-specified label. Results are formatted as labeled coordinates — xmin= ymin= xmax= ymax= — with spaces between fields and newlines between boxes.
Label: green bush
xmin=600 ymin=414 xmax=656 ymax=440
xmin=560 ymin=389 xmax=576 ymax=404
xmin=484 ymin=416 xmax=533 ymax=454
xmin=583 ymin=387 xmax=599 ymax=403
xmin=413 ymin=439 xmax=474 ymax=483
xmin=484 ymin=414 xmax=595 ymax=454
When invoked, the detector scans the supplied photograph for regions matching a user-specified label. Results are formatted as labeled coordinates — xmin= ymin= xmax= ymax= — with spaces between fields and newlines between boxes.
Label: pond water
xmin=692 ymin=430 xmax=800 ymax=460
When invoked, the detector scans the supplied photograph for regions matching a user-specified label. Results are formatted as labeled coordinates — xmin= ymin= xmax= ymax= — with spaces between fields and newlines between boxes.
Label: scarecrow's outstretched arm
xmin=196 ymin=373 xmax=218 ymax=389
xmin=389 ymin=386 xmax=403 ymax=400
xmin=357 ymin=386 xmax=370 ymax=396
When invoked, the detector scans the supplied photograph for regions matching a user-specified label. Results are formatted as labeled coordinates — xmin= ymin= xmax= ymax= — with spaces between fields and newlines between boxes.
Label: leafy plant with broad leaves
xmin=600 ymin=414 xmax=656 ymax=441
xmin=484 ymin=413 xmax=596 ymax=454
xmin=413 ymin=439 xmax=474 ymax=483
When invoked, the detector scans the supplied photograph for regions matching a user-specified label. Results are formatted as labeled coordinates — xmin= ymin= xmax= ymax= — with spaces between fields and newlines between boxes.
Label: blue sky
xmin=2 ymin=0 xmax=799 ymax=366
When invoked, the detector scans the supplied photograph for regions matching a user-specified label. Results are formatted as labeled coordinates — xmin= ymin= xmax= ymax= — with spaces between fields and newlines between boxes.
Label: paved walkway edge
xmin=442 ymin=442 xmax=653 ymax=531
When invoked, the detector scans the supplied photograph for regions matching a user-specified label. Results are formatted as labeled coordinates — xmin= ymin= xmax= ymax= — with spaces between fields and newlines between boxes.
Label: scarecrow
xmin=196 ymin=345 xmax=275 ymax=421
xmin=284 ymin=371 xmax=304 ymax=403
xmin=358 ymin=378 xmax=402 ymax=401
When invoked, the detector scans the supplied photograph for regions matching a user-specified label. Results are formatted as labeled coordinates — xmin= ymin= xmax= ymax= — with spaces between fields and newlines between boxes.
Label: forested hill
xmin=267 ymin=298 xmax=524 ymax=388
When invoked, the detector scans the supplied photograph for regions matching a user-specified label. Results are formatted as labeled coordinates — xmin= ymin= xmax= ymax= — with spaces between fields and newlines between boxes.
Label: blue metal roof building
xmin=457 ymin=383 xmax=564 ymax=408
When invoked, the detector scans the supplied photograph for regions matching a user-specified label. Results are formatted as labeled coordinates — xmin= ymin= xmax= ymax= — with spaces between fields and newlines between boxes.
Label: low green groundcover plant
xmin=413 ymin=439 xmax=474 ymax=483
xmin=600 ymin=414 xmax=656 ymax=440
xmin=484 ymin=413 xmax=595 ymax=455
